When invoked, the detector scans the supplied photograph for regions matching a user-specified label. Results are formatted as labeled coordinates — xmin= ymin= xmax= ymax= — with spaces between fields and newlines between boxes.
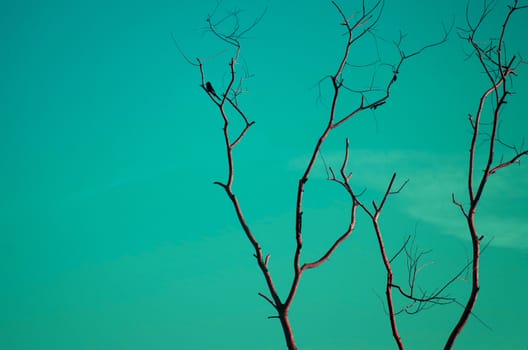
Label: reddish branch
xmin=194 ymin=1 xmax=447 ymax=349
xmin=390 ymin=237 xmax=458 ymax=316
xmin=187 ymin=1 xmax=528 ymax=349
xmin=330 ymin=140 xmax=468 ymax=347
xmin=322 ymin=8 xmax=449 ymax=350
xmin=445 ymin=1 xmax=528 ymax=349
xmin=358 ymin=174 xmax=408 ymax=350
xmin=328 ymin=145 xmax=410 ymax=349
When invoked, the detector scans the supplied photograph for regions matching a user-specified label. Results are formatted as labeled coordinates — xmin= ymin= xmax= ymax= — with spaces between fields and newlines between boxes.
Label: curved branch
xmin=445 ymin=2 xmax=528 ymax=348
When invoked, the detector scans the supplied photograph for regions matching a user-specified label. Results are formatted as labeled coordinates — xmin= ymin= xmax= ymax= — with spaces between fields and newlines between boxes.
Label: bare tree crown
xmin=182 ymin=1 xmax=528 ymax=349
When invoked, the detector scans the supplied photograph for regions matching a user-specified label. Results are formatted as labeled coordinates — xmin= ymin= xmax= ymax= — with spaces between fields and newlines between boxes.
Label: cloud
xmin=289 ymin=148 xmax=528 ymax=250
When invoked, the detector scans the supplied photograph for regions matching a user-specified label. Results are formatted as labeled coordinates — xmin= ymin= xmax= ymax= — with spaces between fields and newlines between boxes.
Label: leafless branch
xmin=332 ymin=17 xmax=451 ymax=128
xmin=390 ymin=235 xmax=411 ymax=263
xmin=191 ymin=7 xmax=289 ymax=346
xmin=303 ymin=139 xmax=358 ymax=271
xmin=446 ymin=2 xmax=528 ymax=348
xmin=189 ymin=2 xmax=456 ymax=349
xmin=258 ymin=292 xmax=277 ymax=308
xmin=285 ymin=0 xmax=389 ymax=315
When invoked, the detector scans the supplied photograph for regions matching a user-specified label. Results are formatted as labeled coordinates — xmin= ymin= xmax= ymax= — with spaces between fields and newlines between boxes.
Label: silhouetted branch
xmin=446 ymin=2 xmax=528 ymax=348
xmin=187 ymin=2 xmax=462 ymax=350
xmin=390 ymin=235 xmax=411 ymax=263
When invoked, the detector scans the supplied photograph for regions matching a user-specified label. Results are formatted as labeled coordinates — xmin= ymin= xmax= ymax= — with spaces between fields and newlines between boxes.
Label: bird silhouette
xmin=205 ymin=81 xmax=219 ymax=99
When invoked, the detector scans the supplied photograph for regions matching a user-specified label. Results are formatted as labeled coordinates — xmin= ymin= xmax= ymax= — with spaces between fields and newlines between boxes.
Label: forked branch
xmin=445 ymin=2 xmax=528 ymax=348
xmin=188 ymin=2 xmax=454 ymax=349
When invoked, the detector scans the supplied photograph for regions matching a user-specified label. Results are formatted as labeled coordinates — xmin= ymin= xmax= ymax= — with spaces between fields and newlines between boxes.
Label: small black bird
xmin=205 ymin=81 xmax=219 ymax=99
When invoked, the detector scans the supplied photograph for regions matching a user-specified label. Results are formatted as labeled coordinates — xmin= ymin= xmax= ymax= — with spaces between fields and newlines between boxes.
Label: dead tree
xmin=446 ymin=1 xmax=528 ymax=348
xmin=183 ymin=1 xmax=448 ymax=349
xmin=334 ymin=2 xmax=528 ymax=349
xmin=333 ymin=1 xmax=528 ymax=349
xmin=183 ymin=0 xmax=526 ymax=349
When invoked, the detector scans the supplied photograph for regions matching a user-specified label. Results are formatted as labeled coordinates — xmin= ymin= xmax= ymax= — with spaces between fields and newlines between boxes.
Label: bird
xmin=205 ymin=81 xmax=219 ymax=99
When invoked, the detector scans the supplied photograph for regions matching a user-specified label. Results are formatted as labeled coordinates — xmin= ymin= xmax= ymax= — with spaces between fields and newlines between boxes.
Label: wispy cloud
xmin=289 ymin=148 xmax=528 ymax=250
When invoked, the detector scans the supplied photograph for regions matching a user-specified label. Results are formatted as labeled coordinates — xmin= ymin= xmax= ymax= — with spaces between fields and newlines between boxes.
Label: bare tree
xmin=181 ymin=0 xmax=527 ymax=349
xmin=344 ymin=2 xmax=528 ymax=349
xmin=446 ymin=0 xmax=528 ymax=348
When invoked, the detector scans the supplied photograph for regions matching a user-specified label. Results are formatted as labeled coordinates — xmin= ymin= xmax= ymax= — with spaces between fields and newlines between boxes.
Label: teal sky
xmin=1 ymin=0 xmax=527 ymax=349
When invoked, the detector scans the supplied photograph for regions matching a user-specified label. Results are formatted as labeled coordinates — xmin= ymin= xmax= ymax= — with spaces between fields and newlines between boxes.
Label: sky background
xmin=1 ymin=0 xmax=527 ymax=349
